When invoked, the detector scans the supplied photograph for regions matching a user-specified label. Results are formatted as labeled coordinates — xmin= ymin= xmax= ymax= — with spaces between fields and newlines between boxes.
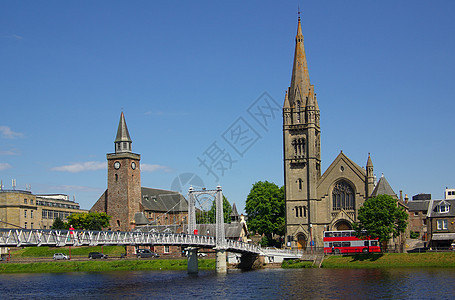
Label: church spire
xmin=289 ymin=15 xmax=311 ymax=107
xmin=114 ymin=112 xmax=132 ymax=153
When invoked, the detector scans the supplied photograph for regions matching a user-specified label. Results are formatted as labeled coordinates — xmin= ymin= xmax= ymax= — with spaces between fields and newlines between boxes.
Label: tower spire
xmin=289 ymin=14 xmax=310 ymax=107
xmin=115 ymin=112 xmax=132 ymax=153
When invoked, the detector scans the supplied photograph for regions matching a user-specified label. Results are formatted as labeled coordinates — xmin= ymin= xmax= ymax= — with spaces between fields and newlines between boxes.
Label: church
xmin=283 ymin=16 xmax=392 ymax=249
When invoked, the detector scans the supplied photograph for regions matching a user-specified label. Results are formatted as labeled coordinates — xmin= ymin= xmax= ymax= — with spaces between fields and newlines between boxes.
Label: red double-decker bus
xmin=323 ymin=230 xmax=381 ymax=254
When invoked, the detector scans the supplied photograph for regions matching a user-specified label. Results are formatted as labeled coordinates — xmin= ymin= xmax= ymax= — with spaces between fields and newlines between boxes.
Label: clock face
xmin=131 ymin=162 xmax=136 ymax=170
xmin=114 ymin=161 xmax=121 ymax=170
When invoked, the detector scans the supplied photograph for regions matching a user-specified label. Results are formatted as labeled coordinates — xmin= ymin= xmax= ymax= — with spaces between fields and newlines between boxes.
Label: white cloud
xmin=0 ymin=149 xmax=19 ymax=155
xmin=0 ymin=126 xmax=23 ymax=139
xmin=141 ymin=163 xmax=172 ymax=173
xmin=51 ymin=161 xmax=106 ymax=173
xmin=0 ymin=163 xmax=12 ymax=171
xmin=46 ymin=184 xmax=102 ymax=193
xmin=1 ymin=34 xmax=23 ymax=40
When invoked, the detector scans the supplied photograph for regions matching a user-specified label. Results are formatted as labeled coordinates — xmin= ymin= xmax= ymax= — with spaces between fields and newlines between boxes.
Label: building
xmin=90 ymin=112 xmax=189 ymax=233
xmin=407 ymin=199 xmax=429 ymax=241
xmin=427 ymin=199 xmax=455 ymax=248
xmin=0 ymin=189 xmax=86 ymax=230
xmin=283 ymin=16 xmax=404 ymax=250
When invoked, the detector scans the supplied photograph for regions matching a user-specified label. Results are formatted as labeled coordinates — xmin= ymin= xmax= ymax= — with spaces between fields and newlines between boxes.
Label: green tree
xmin=50 ymin=217 xmax=66 ymax=230
xmin=66 ymin=212 xmax=111 ymax=231
xmin=353 ymin=194 xmax=408 ymax=250
xmin=208 ymin=195 xmax=232 ymax=224
xmin=245 ymin=181 xmax=285 ymax=245
xmin=196 ymin=196 xmax=232 ymax=224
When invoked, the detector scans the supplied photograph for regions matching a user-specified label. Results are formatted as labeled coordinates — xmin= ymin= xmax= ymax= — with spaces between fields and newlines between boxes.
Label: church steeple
xmin=289 ymin=15 xmax=311 ymax=107
xmin=115 ymin=112 xmax=132 ymax=154
xmin=366 ymin=153 xmax=375 ymax=197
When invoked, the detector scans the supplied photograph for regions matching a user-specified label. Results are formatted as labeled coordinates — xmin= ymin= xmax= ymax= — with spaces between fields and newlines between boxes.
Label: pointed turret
xmin=366 ymin=153 xmax=375 ymax=197
xmin=289 ymin=16 xmax=311 ymax=107
xmin=115 ymin=112 xmax=132 ymax=153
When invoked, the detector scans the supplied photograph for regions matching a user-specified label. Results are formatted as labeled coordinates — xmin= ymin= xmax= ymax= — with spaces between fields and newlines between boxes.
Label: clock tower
xmin=106 ymin=112 xmax=141 ymax=231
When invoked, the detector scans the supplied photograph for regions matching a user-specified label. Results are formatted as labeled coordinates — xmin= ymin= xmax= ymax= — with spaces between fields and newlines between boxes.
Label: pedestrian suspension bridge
xmin=0 ymin=186 xmax=302 ymax=273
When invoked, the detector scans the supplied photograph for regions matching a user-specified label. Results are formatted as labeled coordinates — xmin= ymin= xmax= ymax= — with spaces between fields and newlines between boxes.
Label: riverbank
xmin=321 ymin=252 xmax=455 ymax=268
xmin=0 ymin=258 xmax=216 ymax=273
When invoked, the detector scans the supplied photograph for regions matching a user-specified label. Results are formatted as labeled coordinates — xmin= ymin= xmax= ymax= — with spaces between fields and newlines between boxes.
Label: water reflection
xmin=0 ymin=268 xmax=455 ymax=299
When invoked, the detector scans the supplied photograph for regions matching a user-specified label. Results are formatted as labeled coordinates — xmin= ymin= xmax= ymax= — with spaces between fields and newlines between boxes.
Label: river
xmin=1 ymin=268 xmax=454 ymax=299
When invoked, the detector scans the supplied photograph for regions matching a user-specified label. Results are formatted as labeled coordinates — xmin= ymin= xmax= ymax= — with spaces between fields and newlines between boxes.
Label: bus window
xmin=334 ymin=232 xmax=341 ymax=237
xmin=325 ymin=232 xmax=333 ymax=237
xmin=333 ymin=242 xmax=342 ymax=247
xmin=371 ymin=241 xmax=378 ymax=246
xmin=329 ymin=242 xmax=333 ymax=247
xmin=342 ymin=242 xmax=350 ymax=247
xmin=342 ymin=232 xmax=350 ymax=237
xmin=364 ymin=241 xmax=369 ymax=247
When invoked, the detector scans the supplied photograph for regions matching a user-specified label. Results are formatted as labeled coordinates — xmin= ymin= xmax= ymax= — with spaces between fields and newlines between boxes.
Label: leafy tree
xmin=50 ymin=217 xmax=66 ymax=230
xmin=66 ymin=212 xmax=111 ymax=231
xmin=353 ymin=194 xmax=408 ymax=250
xmin=245 ymin=181 xmax=285 ymax=244
xmin=208 ymin=195 xmax=232 ymax=224
xmin=196 ymin=196 xmax=232 ymax=224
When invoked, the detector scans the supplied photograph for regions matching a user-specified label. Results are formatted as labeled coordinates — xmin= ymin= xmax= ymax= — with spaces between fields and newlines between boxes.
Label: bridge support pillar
xmin=215 ymin=249 xmax=227 ymax=274
xmin=187 ymin=248 xmax=198 ymax=274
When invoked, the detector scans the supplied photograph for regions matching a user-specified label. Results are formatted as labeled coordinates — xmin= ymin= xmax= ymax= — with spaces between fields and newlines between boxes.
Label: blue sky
xmin=1 ymin=1 xmax=454 ymax=212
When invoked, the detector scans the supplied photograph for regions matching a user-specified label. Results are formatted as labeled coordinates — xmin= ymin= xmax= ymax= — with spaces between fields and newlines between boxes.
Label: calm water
xmin=1 ymin=268 xmax=454 ymax=299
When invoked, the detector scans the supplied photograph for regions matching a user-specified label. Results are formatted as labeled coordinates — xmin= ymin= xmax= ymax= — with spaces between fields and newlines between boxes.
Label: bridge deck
xmin=0 ymin=229 xmax=300 ymax=259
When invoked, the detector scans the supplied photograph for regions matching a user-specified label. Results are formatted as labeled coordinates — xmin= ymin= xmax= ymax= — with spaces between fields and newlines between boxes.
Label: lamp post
xmin=309 ymin=224 xmax=313 ymax=254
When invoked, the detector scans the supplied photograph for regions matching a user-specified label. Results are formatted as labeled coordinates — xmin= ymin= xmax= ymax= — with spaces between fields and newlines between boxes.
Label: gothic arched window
xmin=332 ymin=181 xmax=355 ymax=210
xmin=296 ymin=101 xmax=301 ymax=123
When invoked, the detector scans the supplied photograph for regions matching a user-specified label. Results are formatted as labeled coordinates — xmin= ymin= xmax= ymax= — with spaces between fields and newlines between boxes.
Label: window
xmin=24 ymin=210 xmax=27 ymax=218
xmin=164 ymin=245 xmax=170 ymax=253
xmin=30 ymin=210 xmax=33 ymax=218
xmin=24 ymin=222 xmax=27 ymax=229
xmin=436 ymin=204 xmax=450 ymax=213
xmin=437 ymin=219 xmax=448 ymax=230
xmin=414 ymin=212 xmax=419 ymax=216
xmin=30 ymin=199 xmax=33 ymax=205
xmin=24 ymin=199 xmax=27 ymax=204
xmin=371 ymin=241 xmax=378 ymax=246
xmin=292 ymin=138 xmax=305 ymax=157
xmin=342 ymin=242 xmax=350 ymax=247
xmin=31 ymin=223 xmax=33 ymax=229
xmin=332 ymin=181 xmax=355 ymax=210
xmin=295 ymin=206 xmax=306 ymax=218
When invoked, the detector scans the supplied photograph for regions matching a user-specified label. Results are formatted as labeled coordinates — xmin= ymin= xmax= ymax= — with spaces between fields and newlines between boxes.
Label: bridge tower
xmin=187 ymin=186 xmax=226 ymax=274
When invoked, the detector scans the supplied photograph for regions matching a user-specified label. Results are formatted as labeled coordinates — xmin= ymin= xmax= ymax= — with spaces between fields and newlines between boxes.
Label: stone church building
xmin=283 ymin=17 xmax=379 ymax=250
xmin=90 ymin=112 xmax=188 ymax=234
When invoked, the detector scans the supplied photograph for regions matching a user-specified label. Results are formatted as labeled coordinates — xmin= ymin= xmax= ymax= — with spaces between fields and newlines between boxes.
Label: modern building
xmin=282 ymin=16 xmax=405 ymax=250
xmin=0 ymin=189 xmax=86 ymax=230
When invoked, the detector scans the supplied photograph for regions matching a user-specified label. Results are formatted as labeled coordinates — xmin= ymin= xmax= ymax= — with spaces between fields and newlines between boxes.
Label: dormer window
xmin=435 ymin=202 xmax=450 ymax=213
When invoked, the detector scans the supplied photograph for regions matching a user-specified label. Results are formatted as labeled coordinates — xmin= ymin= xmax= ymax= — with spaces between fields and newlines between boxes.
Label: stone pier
xmin=215 ymin=249 xmax=227 ymax=274
xmin=187 ymin=248 xmax=198 ymax=274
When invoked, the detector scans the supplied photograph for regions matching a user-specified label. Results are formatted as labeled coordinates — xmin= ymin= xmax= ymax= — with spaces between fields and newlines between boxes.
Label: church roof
xmin=115 ymin=112 xmax=132 ymax=143
xmin=141 ymin=187 xmax=188 ymax=213
xmin=230 ymin=203 xmax=239 ymax=217
xmin=371 ymin=174 xmax=397 ymax=199
xmin=319 ymin=151 xmax=366 ymax=187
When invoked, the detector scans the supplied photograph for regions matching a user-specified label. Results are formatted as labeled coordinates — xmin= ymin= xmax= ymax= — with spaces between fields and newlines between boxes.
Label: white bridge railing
xmin=0 ymin=229 xmax=302 ymax=258
xmin=0 ymin=229 xmax=265 ymax=254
